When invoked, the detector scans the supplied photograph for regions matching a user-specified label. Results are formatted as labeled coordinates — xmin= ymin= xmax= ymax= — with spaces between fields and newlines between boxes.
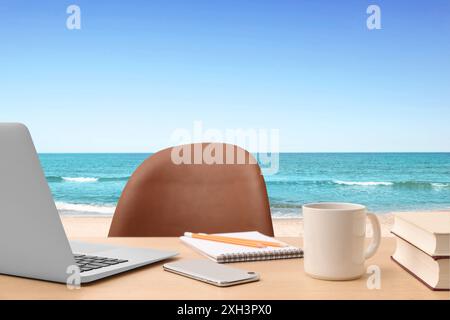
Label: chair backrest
xmin=108 ymin=143 xmax=274 ymax=237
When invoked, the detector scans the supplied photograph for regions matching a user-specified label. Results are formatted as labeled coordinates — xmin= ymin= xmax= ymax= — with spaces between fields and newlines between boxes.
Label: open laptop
xmin=0 ymin=123 xmax=177 ymax=283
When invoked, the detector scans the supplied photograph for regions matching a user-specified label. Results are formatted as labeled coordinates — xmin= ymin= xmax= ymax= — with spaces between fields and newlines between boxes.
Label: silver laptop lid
xmin=0 ymin=123 xmax=75 ymax=283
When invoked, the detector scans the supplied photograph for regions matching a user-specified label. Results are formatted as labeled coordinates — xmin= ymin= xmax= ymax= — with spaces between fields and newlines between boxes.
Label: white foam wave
xmin=56 ymin=202 xmax=115 ymax=214
xmin=333 ymin=180 xmax=393 ymax=186
xmin=62 ymin=177 xmax=99 ymax=183
xmin=270 ymin=208 xmax=301 ymax=218
xmin=431 ymin=183 xmax=449 ymax=188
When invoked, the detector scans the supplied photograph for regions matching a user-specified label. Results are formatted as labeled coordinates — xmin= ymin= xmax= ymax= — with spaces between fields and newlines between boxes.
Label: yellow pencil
xmin=184 ymin=232 xmax=265 ymax=248
xmin=184 ymin=232 xmax=287 ymax=248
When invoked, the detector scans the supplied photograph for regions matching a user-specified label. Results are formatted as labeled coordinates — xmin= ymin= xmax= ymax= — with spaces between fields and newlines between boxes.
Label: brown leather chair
xmin=108 ymin=143 xmax=274 ymax=237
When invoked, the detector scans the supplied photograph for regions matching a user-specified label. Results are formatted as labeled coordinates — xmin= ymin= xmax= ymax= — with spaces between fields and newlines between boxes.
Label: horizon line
xmin=37 ymin=151 xmax=450 ymax=154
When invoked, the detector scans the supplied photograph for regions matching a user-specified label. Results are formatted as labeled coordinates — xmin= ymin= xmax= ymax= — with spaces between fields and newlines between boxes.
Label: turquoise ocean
xmin=39 ymin=153 xmax=450 ymax=217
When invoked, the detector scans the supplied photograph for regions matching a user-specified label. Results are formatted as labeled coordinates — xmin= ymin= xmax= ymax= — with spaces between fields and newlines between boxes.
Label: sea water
xmin=39 ymin=153 xmax=450 ymax=217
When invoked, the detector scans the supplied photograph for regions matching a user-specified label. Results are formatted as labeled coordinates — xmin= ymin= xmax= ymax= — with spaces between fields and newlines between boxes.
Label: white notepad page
xmin=180 ymin=231 xmax=303 ymax=263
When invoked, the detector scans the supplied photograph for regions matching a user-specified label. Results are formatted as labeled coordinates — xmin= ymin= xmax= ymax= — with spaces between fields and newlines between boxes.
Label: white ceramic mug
xmin=302 ymin=202 xmax=381 ymax=280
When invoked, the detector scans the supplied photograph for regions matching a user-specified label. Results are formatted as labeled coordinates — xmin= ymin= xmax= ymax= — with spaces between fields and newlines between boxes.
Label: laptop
xmin=0 ymin=123 xmax=177 ymax=283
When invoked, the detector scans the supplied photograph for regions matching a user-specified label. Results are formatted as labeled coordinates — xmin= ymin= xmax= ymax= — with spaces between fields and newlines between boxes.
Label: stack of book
xmin=391 ymin=212 xmax=450 ymax=291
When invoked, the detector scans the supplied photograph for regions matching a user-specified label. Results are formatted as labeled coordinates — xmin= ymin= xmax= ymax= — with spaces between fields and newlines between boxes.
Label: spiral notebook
xmin=180 ymin=231 xmax=303 ymax=263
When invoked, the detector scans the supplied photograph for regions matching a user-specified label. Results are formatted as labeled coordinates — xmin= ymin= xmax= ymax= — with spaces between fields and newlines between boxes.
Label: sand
xmin=61 ymin=213 xmax=399 ymax=238
xmin=61 ymin=210 xmax=450 ymax=238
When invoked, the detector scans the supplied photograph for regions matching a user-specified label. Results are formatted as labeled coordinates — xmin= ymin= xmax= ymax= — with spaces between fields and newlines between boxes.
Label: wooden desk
xmin=0 ymin=237 xmax=448 ymax=300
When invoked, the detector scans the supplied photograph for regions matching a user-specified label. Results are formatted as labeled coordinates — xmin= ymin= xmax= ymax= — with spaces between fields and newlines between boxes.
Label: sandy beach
xmin=60 ymin=212 xmax=404 ymax=238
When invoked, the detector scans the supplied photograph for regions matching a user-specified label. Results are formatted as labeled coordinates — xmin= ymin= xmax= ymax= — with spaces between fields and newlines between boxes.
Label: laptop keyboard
xmin=74 ymin=254 xmax=128 ymax=273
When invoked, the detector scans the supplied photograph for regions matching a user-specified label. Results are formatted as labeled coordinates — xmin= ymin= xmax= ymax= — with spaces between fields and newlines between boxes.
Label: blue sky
xmin=1 ymin=0 xmax=449 ymax=152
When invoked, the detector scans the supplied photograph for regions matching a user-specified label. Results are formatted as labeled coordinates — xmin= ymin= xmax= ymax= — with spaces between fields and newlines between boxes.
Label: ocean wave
xmin=270 ymin=203 xmax=302 ymax=209
xmin=333 ymin=180 xmax=393 ymax=186
xmin=431 ymin=183 xmax=449 ymax=188
xmin=265 ymin=179 xmax=450 ymax=189
xmin=62 ymin=177 xmax=99 ymax=183
xmin=56 ymin=202 xmax=116 ymax=214
xmin=47 ymin=176 xmax=130 ymax=183
xmin=270 ymin=210 xmax=301 ymax=218
xmin=332 ymin=180 xmax=450 ymax=189
xmin=56 ymin=202 xmax=301 ymax=217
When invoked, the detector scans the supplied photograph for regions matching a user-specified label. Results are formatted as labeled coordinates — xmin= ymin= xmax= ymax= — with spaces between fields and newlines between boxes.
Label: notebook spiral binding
xmin=217 ymin=248 xmax=303 ymax=263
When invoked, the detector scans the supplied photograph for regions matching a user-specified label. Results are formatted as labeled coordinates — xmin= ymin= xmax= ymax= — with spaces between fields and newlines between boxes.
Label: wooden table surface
xmin=1 ymin=237 xmax=449 ymax=300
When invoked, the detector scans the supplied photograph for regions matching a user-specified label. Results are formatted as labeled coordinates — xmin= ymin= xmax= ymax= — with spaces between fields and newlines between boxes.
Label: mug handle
xmin=364 ymin=213 xmax=381 ymax=259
